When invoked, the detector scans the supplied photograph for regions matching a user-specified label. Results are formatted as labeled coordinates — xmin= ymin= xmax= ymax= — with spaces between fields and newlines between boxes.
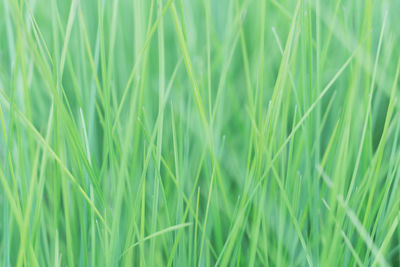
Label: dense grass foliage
xmin=1 ymin=0 xmax=400 ymax=266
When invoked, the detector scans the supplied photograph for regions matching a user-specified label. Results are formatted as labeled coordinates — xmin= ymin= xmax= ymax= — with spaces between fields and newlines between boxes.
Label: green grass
xmin=0 ymin=0 xmax=400 ymax=266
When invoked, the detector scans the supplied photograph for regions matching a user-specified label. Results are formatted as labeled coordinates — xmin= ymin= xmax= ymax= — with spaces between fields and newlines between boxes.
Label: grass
xmin=0 ymin=0 xmax=400 ymax=266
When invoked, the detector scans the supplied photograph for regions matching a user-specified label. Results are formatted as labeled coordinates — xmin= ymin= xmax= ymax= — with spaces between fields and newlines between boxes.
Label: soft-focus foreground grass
xmin=1 ymin=0 xmax=400 ymax=266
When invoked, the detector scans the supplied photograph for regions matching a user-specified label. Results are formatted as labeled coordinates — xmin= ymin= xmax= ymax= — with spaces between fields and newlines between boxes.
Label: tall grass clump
xmin=1 ymin=0 xmax=400 ymax=266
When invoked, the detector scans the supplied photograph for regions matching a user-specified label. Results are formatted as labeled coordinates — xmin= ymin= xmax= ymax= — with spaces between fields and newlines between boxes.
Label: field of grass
xmin=1 ymin=0 xmax=400 ymax=266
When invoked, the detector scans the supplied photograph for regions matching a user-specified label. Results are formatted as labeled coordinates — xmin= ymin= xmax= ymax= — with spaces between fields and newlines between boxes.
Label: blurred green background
xmin=1 ymin=0 xmax=400 ymax=266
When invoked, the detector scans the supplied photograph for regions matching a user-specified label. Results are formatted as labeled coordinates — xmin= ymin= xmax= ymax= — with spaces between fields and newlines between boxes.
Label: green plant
xmin=0 ymin=0 xmax=399 ymax=266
